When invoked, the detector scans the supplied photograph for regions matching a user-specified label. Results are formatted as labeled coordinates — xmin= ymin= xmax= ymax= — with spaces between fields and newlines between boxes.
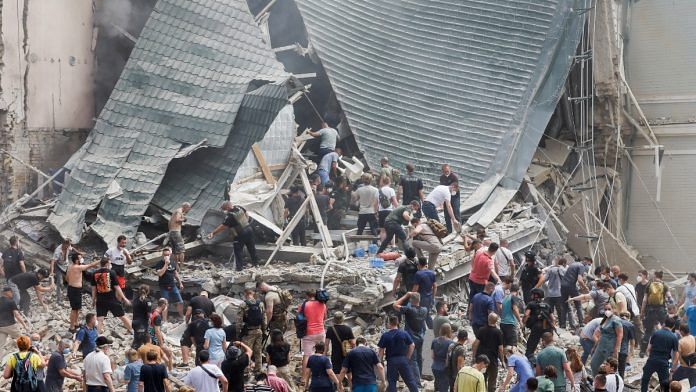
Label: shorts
xmin=301 ymin=332 xmax=326 ymax=356
xmin=160 ymin=285 xmax=183 ymax=304
xmin=67 ymin=286 xmax=82 ymax=310
xmin=169 ymin=231 xmax=185 ymax=254
xmin=501 ymin=323 xmax=518 ymax=346
xmin=96 ymin=299 xmax=125 ymax=318
xmin=111 ymin=264 xmax=126 ymax=289
xmin=378 ymin=210 xmax=390 ymax=228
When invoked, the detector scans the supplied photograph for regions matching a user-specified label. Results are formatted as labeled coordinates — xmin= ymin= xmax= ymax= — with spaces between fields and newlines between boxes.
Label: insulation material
xmin=295 ymin=0 xmax=588 ymax=226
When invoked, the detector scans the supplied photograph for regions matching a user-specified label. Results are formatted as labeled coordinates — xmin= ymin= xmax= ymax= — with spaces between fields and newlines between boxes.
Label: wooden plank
xmin=263 ymin=197 xmax=310 ymax=266
xmin=251 ymin=143 xmax=276 ymax=185
xmin=299 ymin=170 xmax=334 ymax=249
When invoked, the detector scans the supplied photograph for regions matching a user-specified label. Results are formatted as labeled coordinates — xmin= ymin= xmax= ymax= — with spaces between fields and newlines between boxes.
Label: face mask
xmin=636 ymin=276 xmax=642 ymax=283
xmin=63 ymin=348 xmax=71 ymax=355
xmin=604 ymin=310 xmax=613 ymax=317
xmin=164 ymin=256 xmax=170 ymax=262
xmin=451 ymin=191 xmax=456 ymax=196
xmin=601 ymin=274 xmax=608 ymax=280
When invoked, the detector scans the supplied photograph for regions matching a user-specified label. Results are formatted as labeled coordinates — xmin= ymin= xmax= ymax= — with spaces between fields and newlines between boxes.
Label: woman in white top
xmin=566 ymin=347 xmax=588 ymax=392
xmin=377 ymin=175 xmax=398 ymax=245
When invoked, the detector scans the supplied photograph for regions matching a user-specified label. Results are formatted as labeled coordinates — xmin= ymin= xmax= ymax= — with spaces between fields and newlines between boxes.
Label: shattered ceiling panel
xmin=48 ymin=0 xmax=287 ymax=242
xmin=151 ymin=83 xmax=290 ymax=226
xmin=295 ymin=0 xmax=586 ymax=225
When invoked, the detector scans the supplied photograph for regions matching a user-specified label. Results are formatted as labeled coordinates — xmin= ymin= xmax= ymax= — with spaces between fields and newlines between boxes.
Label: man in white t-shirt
xmin=494 ymin=239 xmax=515 ymax=280
xmin=183 ymin=349 xmax=228 ymax=392
xmin=378 ymin=175 xmax=398 ymax=243
xmin=84 ymin=336 xmax=116 ymax=392
xmin=51 ymin=238 xmax=73 ymax=304
xmin=353 ymin=173 xmax=379 ymax=236
xmin=422 ymin=184 xmax=459 ymax=229
xmin=103 ymin=235 xmax=132 ymax=290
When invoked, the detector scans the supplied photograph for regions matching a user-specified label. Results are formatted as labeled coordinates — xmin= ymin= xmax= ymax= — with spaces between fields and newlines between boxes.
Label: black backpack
xmin=378 ymin=189 xmax=391 ymax=209
xmin=316 ymin=289 xmax=330 ymax=303
xmin=243 ymin=300 xmax=263 ymax=328
xmin=400 ymin=259 xmax=418 ymax=292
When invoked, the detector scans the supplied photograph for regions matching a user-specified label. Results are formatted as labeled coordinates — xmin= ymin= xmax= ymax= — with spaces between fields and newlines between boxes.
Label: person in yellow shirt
xmin=455 ymin=354 xmax=490 ymax=392
xmin=2 ymin=335 xmax=47 ymax=391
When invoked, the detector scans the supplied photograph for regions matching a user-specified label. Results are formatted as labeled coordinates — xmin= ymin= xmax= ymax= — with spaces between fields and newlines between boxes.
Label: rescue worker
xmin=523 ymin=288 xmax=555 ymax=359
xmin=208 ymin=201 xmax=259 ymax=271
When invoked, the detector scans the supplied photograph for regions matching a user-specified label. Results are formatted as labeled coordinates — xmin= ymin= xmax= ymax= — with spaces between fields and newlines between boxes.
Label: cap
xmin=95 ymin=336 xmax=113 ymax=347
xmin=2 ymin=287 xmax=12 ymax=292
xmin=524 ymin=251 xmax=536 ymax=260
xmin=193 ymin=308 xmax=205 ymax=315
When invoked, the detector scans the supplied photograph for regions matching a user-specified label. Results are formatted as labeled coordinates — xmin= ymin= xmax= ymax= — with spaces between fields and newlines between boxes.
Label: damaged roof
xmin=48 ymin=0 xmax=288 ymax=244
xmin=295 ymin=0 xmax=586 ymax=226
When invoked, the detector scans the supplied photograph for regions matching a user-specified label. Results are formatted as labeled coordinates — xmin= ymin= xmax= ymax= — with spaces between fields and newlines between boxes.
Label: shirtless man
xmin=66 ymin=253 xmax=100 ymax=332
xmin=169 ymin=202 xmax=191 ymax=264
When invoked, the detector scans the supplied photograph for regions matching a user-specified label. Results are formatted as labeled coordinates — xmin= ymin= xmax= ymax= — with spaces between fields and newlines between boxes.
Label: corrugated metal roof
xmin=295 ymin=0 xmax=586 ymax=225
xmin=48 ymin=0 xmax=287 ymax=242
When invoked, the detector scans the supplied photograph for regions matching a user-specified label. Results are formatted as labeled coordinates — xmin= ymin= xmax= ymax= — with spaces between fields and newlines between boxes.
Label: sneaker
xmin=176 ymin=362 xmax=188 ymax=368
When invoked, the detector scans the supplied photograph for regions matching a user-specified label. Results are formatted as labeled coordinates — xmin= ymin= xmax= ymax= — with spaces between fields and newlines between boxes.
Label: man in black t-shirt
xmin=208 ymin=201 xmax=258 ymax=271
xmin=283 ymin=186 xmax=307 ymax=246
xmin=394 ymin=291 xmax=428 ymax=382
xmin=520 ymin=252 xmax=544 ymax=304
xmin=0 ymin=286 xmax=29 ymax=359
xmin=337 ymin=336 xmax=385 ymax=389
xmin=221 ymin=342 xmax=253 ymax=392
xmin=153 ymin=248 xmax=183 ymax=321
xmin=180 ymin=309 xmax=210 ymax=366
xmin=139 ymin=349 xmax=170 ymax=392
xmin=325 ymin=311 xmax=356 ymax=374
xmin=92 ymin=258 xmax=132 ymax=333
xmin=0 ymin=236 xmax=26 ymax=281
xmin=472 ymin=313 xmax=505 ymax=392
xmin=393 ymin=249 xmax=418 ymax=297
xmin=185 ymin=291 xmax=214 ymax=323
xmin=8 ymin=268 xmax=52 ymax=315
xmin=398 ymin=163 xmax=424 ymax=206
xmin=45 ymin=339 xmax=82 ymax=392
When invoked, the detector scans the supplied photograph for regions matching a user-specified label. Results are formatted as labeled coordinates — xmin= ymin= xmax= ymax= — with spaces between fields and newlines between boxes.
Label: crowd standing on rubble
xmin=0 ymin=123 xmax=695 ymax=392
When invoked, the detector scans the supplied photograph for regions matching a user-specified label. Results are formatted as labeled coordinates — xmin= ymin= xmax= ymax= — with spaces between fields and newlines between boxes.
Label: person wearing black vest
xmin=237 ymin=288 xmax=266 ymax=373
xmin=523 ymin=288 xmax=554 ymax=359
xmin=208 ymin=201 xmax=259 ymax=271
xmin=0 ymin=236 xmax=25 ymax=282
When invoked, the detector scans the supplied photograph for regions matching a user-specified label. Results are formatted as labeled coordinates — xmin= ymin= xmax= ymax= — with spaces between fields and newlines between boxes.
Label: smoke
xmin=97 ymin=0 xmax=134 ymax=38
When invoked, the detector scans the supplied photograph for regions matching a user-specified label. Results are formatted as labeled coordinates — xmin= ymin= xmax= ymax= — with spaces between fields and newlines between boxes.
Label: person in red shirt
xmin=298 ymin=290 xmax=327 ymax=368
xmin=468 ymin=243 xmax=501 ymax=302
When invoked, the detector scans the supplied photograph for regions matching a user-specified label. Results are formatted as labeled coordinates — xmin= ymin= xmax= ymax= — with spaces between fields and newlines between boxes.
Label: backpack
xmin=399 ymin=258 xmax=419 ymax=293
xmin=426 ymin=219 xmax=448 ymax=238
xmin=378 ymin=189 xmax=391 ymax=209
xmin=646 ymin=281 xmax=666 ymax=306
xmin=271 ymin=289 xmax=293 ymax=314
xmin=446 ymin=342 xmax=465 ymax=376
xmin=331 ymin=325 xmax=352 ymax=356
xmin=316 ymin=289 xmax=330 ymax=303
xmin=12 ymin=352 xmax=38 ymax=392
xmin=294 ymin=301 xmax=308 ymax=339
xmin=526 ymin=301 xmax=552 ymax=329
xmin=243 ymin=300 xmax=264 ymax=328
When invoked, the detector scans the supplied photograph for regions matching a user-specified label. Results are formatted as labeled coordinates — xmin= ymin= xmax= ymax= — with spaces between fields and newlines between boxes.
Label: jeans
xmin=377 ymin=221 xmax=409 ymax=254
xmin=55 ymin=268 xmax=66 ymax=303
xmin=580 ymin=337 xmax=594 ymax=365
xmin=357 ymin=213 xmax=378 ymax=236
xmin=444 ymin=194 xmax=460 ymax=233
xmin=468 ymin=280 xmax=485 ymax=303
xmin=317 ymin=169 xmax=330 ymax=185
xmin=432 ymin=368 xmax=449 ymax=392
xmin=407 ymin=332 xmax=424 ymax=382
xmin=560 ymin=285 xmax=583 ymax=328
xmin=291 ymin=218 xmax=307 ymax=246
xmin=386 ymin=356 xmax=418 ymax=392
xmin=421 ymin=294 xmax=434 ymax=330
xmin=546 ymin=296 xmax=563 ymax=325
xmin=422 ymin=201 xmax=439 ymax=221
xmin=234 ymin=226 xmax=258 ymax=271
xmin=317 ymin=147 xmax=333 ymax=162
xmin=641 ymin=359 xmax=670 ymax=392
xmin=641 ymin=305 xmax=666 ymax=353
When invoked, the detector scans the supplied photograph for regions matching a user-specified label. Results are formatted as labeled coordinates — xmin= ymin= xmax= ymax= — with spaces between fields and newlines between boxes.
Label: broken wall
xmin=0 ymin=0 xmax=93 ymax=207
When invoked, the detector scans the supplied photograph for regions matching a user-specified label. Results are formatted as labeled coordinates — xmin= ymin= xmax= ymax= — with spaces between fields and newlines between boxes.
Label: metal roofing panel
xmin=296 ymin=0 xmax=586 ymax=224
xmin=48 ymin=0 xmax=287 ymax=241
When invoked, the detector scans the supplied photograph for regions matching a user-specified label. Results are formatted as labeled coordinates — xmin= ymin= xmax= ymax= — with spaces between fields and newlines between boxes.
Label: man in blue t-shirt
xmin=641 ymin=317 xmax=679 ymax=392
xmin=337 ymin=337 xmax=386 ymax=390
xmin=499 ymin=346 xmax=534 ymax=392
xmin=412 ymin=257 xmax=437 ymax=328
xmin=469 ymin=282 xmax=496 ymax=338
xmin=378 ymin=315 xmax=418 ymax=392
xmin=687 ymin=297 xmax=696 ymax=337
xmin=72 ymin=313 xmax=99 ymax=358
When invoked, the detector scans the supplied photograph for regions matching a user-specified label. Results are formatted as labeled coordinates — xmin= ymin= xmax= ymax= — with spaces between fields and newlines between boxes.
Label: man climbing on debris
xmin=238 ymin=287 xmax=266 ymax=373
xmin=560 ymin=257 xmax=591 ymax=330
xmin=0 ymin=286 xmax=29 ymax=360
xmin=393 ymin=248 xmax=419 ymax=298
xmin=499 ymin=345 xmax=535 ymax=392
xmin=8 ymin=268 xmax=52 ymax=315
xmin=408 ymin=217 xmax=443 ymax=269
xmin=104 ymin=235 xmax=133 ymax=291
xmin=284 ymin=186 xmax=307 ymax=246
xmin=393 ymin=291 xmax=428 ymax=384
xmin=327 ymin=176 xmax=351 ymax=230
xmin=641 ymin=270 xmax=670 ymax=357
xmin=412 ymin=257 xmax=437 ymax=329
xmin=91 ymin=257 xmax=132 ymax=334
xmin=180 ymin=308 xmax=210 ymax=367
xmin=520 ymin=251 xmax=545 ymax=304
xmin=168 ymin=202 xmax=191 ymax=265
xmin=422 ymin=183 xmax=459 ymax=231
xmin=256 ymin=280 xmax=291 ymax=333
xmin=378 ymin=315 xmax=419 ymax=392
xmin=472 ymin=313 xmax=505 ymax=392
xmin=50 ymin=237 xmax=73 ymax=304
xmin=354 ymin=173 xmax=380 ymax=237
xmin=66 ymin=252 xmax=99 ymax=332
xmin=308 ymin=121 xmax=339 ymax=161
xmin=523 ymin=288 xmax=555 ymax=359
xmin=317 ymin=147 xmax=341 ymax=186
xmin=501 ymin=283 xmax=524 ymax=348
xmin=439 ymin=164 xmax=460 ymax=233
xmin=494 ymin=239 xmax=514 ymax=282
xmin=469 ymin=242 xmax=501 ymax=301
xmin=377 ymin=200 xmax=420 ymax=255
xmin=208 ymin=201 xmax=259 ymax=270
xmin=398 ymin=163 xmax=424 ymax=207
xmin=544 ymin=258 xmax=566 ymax=327
xmin=184 ymin=290 xmax=214 ymax=323
xmin=154 ymin=247 xmax=184 ymax=322
xmin=72 ymin=313 xmax=99 ymax=358
xmin=0 ymin=235 xmax=26 ymax=282
xmin=379 ymin=157 xmax=400 ymax=186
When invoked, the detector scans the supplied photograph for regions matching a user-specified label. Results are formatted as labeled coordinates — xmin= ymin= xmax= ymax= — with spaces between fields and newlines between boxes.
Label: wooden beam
xmin=264 ymin=197 xmax=310 ymax=266
xmin=300 ymin=170 xmax=334 ymax=249
xmin=251 ymin=144 xmax=275 ymax=185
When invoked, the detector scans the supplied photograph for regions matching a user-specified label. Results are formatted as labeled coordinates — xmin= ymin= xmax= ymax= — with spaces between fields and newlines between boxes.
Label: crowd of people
xmin=0 ymin=123 xmax=694 ymax=392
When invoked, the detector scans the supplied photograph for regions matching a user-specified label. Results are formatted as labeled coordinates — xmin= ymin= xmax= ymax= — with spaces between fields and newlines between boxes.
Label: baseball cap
xmin=193 ymin=308 xmax=205 ymax=315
